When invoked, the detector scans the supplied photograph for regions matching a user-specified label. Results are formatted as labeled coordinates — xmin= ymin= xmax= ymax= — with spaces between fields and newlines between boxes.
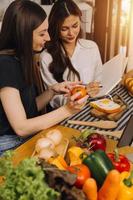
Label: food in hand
xmin=71 ymin=86 xmax=87 ymax=100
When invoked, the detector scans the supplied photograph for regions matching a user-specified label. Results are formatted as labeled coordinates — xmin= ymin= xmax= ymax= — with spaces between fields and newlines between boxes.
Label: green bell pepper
xmin=83 ymin=150 xmax=114 ymax=187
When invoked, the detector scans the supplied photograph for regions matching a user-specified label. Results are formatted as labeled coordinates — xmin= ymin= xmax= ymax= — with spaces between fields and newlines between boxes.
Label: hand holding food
xmin=49 ymin=81 xmax=82 ymax=95
xmin=86 ymin=81 xmax=102 ymax=97
xmin=68 ymin=85 xmax=88 ymax=109
xmin=71 ymin=85 xmax=87 ymax=100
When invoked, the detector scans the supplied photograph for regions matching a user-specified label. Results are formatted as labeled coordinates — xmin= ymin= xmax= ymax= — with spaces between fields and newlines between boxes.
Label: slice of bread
xmin=90 ymin=98 xmax=121 ymax=114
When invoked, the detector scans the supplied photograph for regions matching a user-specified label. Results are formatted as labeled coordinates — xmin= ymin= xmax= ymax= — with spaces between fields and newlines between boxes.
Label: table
xmin=60 ymin=84 xmax=133 ymax=141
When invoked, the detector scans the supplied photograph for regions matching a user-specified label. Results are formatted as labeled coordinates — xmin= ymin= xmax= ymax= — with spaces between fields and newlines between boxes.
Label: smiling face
xmin=33 ymin=18 xmax=50 ymax=51
xmin=60 ymin=15 xmax=81 ymax=45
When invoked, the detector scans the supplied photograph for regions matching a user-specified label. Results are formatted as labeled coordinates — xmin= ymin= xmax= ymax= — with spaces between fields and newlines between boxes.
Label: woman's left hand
xmin=86 ymin=81 xmax=101 ymax=97
xmin=49 ymin=81 xmax=82 ymax=95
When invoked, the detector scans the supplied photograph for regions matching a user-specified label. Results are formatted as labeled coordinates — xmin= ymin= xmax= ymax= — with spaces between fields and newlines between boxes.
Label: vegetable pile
xmin=0 ymin=151 xmax=59 ymax=200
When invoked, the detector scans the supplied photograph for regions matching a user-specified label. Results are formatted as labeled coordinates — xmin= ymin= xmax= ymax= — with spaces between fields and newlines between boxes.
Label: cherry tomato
xmin=71 ymin=86 xmax=87 ymax=100
xmin=67 ymin=164 xmax=91 ymax=188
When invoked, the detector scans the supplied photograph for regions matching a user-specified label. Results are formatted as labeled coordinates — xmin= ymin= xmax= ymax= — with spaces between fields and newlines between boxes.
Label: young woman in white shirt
xmin=41 ymin=0 xmax=102 ymax=108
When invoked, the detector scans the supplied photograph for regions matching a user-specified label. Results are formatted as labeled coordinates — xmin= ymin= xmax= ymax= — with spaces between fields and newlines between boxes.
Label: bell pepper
xmin=67 ymin=146 xmax=84 ymax=166
xmin=83 ymin=150 xmax=114 ymax=187
xmin=116 ymin=171 xmax=133 ymax=200
xmin=48 ymin=155 xmax=68 ymax=170
xmin=107 ymin=149 xmax=130 ymax=172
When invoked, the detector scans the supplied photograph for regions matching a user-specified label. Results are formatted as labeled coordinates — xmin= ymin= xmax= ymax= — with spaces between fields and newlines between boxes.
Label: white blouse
xmin=40 ymin=39 xmax=103 ymax=108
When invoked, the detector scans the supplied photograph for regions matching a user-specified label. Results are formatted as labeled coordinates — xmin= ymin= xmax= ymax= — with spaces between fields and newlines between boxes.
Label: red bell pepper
xmin=107 ymin=149 xmax=130 ymax=173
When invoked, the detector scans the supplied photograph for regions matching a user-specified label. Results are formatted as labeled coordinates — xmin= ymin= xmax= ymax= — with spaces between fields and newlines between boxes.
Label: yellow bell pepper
xmin=116 ymin=171 xmax=133 ymax=200
xmin=67 ymin=146 xmax=84 ymax=166
xmin=48 ymin=155 xmax=68 ymax=170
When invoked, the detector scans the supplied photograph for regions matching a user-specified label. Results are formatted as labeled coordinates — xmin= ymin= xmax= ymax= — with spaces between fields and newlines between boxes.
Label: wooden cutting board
xmin=0 ymin=125 xmax=133 ymax=184
xmin=12 ymin=125 xmax=133 ymax=168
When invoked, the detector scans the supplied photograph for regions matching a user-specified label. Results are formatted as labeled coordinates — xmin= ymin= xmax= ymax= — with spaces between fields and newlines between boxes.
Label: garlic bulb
xmin=46 ymin=129 xmax=63 ymax=146
xmin=37 ymin=147 xmax=56 ymax=161
xmin=35 ymin=137 xmax=55 ymax=153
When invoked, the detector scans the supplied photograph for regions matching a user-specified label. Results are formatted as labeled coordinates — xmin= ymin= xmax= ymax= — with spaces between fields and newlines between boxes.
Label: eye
xmin=73 ymin=24 xmax=79 ymax=28
xmin=61 ymin=27 xmax=68 ymax=32
xmin=40 ymin=33 xmax=46 ymax=37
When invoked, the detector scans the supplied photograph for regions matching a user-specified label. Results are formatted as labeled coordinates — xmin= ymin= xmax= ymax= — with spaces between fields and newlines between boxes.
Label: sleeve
xmin=40 ymin=51 xmax=66 ymax=108
xmin=93 ymin=44 xmax=103 ymax=82
xmin=40 ymin=51 xmax=57 ymax=87
xmin=0 ymin=56 xmax=21 ymax=90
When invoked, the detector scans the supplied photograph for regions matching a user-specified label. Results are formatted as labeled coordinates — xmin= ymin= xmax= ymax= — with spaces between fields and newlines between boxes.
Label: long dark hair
xmin=0 ymin=0 xmax=47 ymax=93
xmin=46 ymin=0 xmax=82 ymax=82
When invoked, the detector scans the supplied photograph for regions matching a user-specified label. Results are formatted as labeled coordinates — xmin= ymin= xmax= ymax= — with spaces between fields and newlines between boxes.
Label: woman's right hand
xmin=66 ymin=90 xmax=88 ymax=112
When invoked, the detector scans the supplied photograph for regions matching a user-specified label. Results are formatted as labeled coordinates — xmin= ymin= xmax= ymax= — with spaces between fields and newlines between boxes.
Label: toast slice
xmin=90 ymin=98 xmax=121 ymax=114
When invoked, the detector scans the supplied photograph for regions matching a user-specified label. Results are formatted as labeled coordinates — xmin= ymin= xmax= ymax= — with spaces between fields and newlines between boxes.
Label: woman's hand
xmin=49 ymin=81 xmax=82 ymax=95
xmin=67 ymin=88 xmax=89 ymax=111
xmin=86 ymin=81 xmax=102 ymax=97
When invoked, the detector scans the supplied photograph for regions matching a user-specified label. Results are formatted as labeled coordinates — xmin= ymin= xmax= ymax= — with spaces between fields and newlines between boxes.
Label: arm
xmin=0 ymin=86 xmax=85 ymax=137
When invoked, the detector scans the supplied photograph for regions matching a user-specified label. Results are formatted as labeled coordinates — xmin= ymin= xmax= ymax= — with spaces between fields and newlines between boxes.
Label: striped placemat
xmin=60 ymin=85 xmax=133 ymax=140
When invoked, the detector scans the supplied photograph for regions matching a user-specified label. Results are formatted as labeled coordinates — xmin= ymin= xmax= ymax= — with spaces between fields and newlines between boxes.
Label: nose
xmin=45 ymin=31 xmax=50 ymax=42
xmin=68 ymin=28 xmax=73 ymax=36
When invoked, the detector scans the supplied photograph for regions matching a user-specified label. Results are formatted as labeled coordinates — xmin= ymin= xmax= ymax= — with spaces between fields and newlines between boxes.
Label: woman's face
xmin=33 ymin=18 xmax=50 ymax=51
xmin=60 ymin=15 xmax=81 ymax=45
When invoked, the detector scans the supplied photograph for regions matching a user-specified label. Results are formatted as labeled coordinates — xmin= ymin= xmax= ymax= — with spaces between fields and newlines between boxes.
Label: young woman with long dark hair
xmin=0 ymin=0 xmax=87 ymax=155
xmin=41 ymin=0 xmax=102 ymax=108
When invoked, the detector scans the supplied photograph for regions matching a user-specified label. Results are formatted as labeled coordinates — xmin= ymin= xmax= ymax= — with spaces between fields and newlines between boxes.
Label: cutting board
xmin=12 ymin=125 xmax=133 ymax=168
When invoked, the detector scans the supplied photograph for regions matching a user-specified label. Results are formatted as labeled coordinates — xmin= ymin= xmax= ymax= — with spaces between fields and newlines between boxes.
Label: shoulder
xmin=40 ymin=49 xmax=53 ymax=64
xmin=0 ymin=55 xmax=19 ymax=65
xmin=78 ymin=39 xmax=99 ymax=49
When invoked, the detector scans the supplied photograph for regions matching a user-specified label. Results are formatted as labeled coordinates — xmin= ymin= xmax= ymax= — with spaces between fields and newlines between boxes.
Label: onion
xmin=35 ymin=137 xmax=55 ymax=153
xmin=37 ymin=147 xmax=56 ymax=161
xmin=46 ymin=129 xmax=63 ymax=146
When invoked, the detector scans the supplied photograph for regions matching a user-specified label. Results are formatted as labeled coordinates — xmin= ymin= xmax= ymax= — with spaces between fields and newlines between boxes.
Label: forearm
xmin=15 ymin=105 xmax=74 ymax=137
xmin=36 ymin=87 xmax=54 ymax=111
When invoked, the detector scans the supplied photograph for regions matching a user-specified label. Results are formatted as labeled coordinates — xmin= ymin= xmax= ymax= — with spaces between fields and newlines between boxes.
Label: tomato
xmin=71 ymin=86 xmax=87 ymax=100
xmin=67 ymin=164 xmax=91 ymax=188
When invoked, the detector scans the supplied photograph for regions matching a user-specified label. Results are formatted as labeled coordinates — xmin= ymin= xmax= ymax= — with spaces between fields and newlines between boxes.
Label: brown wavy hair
xmin=0 ymin=0 xmax=47 ymax=93
xmin=46 ymin=0 xmax=82 ymax=82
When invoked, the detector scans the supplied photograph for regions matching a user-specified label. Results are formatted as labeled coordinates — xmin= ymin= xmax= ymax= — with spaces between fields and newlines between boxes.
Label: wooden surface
xmin=13 ymin=125 xmax=133 ymax=169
